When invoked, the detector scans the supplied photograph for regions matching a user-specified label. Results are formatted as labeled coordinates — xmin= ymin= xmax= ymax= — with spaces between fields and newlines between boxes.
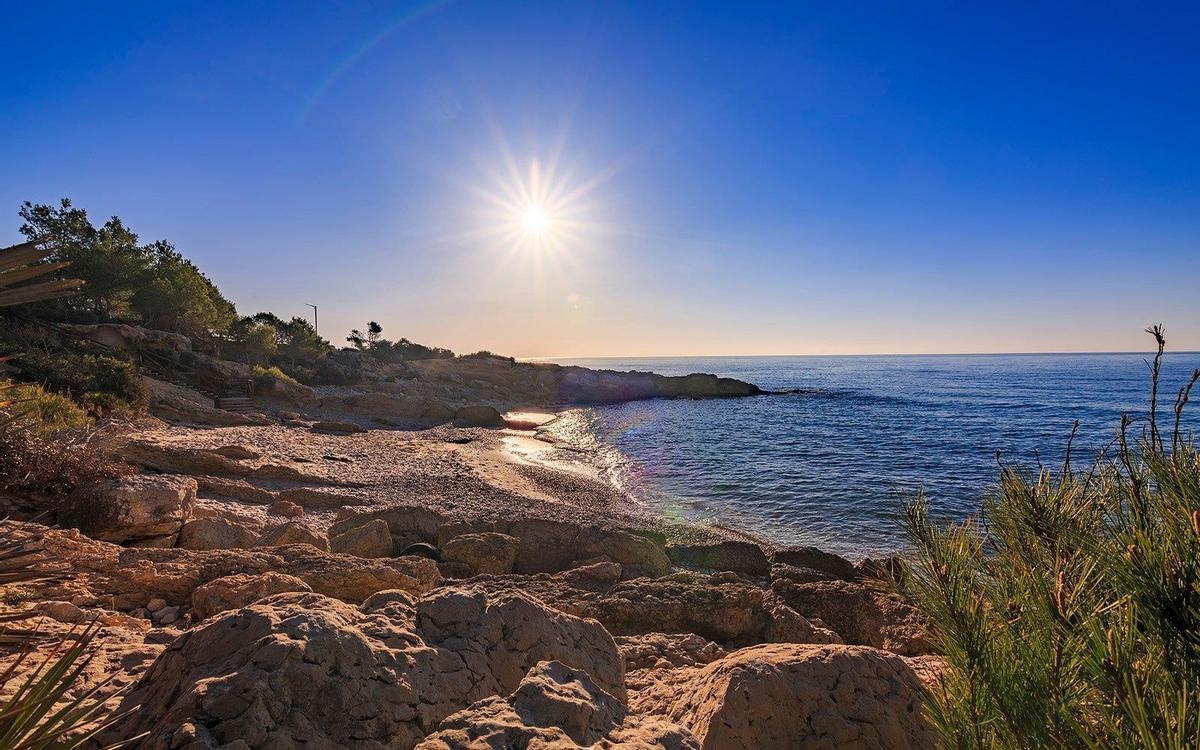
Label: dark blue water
xmin=549 ymin=353 xmax=1200 ymax=557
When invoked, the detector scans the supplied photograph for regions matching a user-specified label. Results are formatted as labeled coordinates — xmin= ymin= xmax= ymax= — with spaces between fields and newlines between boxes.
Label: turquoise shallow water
xmin=548 ymin=353 xmax=1200 ymax=557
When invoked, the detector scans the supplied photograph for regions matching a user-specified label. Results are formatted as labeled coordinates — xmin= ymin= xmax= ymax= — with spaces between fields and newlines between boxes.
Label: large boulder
xmin=178 ymin=517 xmax=258 ymax=550
xmin=57 ymin=475 xmax=196 ymax=544
xmin=331 ymin=506 xmax=447 ymax=549
xmin=418 ymin=661 xmax=699 ymax=749
xmin=452 ymin=405 xmax=506 ymax=428
xmin=632 ymin=643 xmax=935 ymax=749
xmin=667 ymin=541 xmax=769 ymax=576
xmin=105 ymin=588 xmax=625 ymax=749
xmin=329 ymin=518 xmax=393 ymax=558
xmin=440 ymin=532 xmax=518 ymax=575
xmin=770 ymin=573 xmax=931 ymax=656
xmin=255 ymin=521 xmax=329 ymax=551
xmin=191 ymin=572 xmax=312 ymax=620
xmin=502 ymin=519 xmax=671 ymax=577
xmin=772 ymin=546 xmax=858 ymax=580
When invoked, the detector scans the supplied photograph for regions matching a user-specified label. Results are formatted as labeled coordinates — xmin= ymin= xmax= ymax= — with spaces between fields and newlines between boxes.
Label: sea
xmin=543 ymin=353 xmax=1200 ymax=558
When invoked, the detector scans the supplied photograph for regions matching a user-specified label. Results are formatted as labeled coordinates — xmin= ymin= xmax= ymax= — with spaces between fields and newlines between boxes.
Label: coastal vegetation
xmin=1 ymin=200 xmax=470 ymax=411
xmin=899 ymin=326 xmax=1200 ymax=748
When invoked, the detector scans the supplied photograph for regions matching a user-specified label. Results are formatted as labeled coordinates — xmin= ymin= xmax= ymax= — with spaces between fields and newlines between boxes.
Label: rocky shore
xmin=1 ymin=339 xmax=939 ymax=748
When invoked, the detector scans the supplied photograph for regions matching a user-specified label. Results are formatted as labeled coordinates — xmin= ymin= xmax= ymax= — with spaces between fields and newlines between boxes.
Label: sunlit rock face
xmin=102 ymin=588 xmax=625 ymax=749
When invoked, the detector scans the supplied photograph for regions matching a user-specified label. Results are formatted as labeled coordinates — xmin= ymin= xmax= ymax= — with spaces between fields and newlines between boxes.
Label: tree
xmin=132 ymin=240 xmax=237 ymax=340
xmin=347 ymin=321 xmax=383 ymax=350
xmin=17 ymin=200 xmax=237 ymax=343
xmin=277 ymin=316 xmax=331 ymax=365
xmin=19 ymin=199 xmax=148 ymax=319
xmin=237 ymin=320 xmax=278 ymax=365
xmin=244 ymin=312 xmax=331 ymax=367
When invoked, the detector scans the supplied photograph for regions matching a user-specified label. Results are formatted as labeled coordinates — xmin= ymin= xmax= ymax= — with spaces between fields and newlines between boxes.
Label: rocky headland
xmin=1 ymin=325 xmax=939 ymax=749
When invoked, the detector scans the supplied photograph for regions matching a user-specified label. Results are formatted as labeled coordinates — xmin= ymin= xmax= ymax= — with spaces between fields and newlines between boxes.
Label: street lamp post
xmin=306 ymin=304 xmax=318 ymax=335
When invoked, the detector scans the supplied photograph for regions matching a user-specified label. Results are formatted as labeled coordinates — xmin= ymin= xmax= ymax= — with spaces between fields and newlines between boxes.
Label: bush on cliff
xmin=0 ymin=342 xmax=147 ymax=418
xmin=0 ymin=382 xmax=132 ymax=497
xmin=899 ymin=326 xmax=1200 ymax=748
xmin=252 ymin=364 xmax=301 ymax=387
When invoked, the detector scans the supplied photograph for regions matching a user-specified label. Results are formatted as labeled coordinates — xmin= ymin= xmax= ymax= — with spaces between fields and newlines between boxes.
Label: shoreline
xmin=1 ymin=394 xmax=935 ymax=747
xmin=500 ymin=407 xmax=779 ymax=552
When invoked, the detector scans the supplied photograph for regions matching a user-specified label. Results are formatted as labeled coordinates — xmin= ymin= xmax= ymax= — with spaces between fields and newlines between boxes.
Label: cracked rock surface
xmin=104 ymin=588 xmax=625 ymax=749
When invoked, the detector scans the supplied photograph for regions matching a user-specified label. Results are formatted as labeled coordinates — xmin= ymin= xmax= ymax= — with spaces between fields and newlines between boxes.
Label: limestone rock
xmin=57 ymin=475 xmax=196 ymax=544
xmin=331 ymin=506 xmax=446 ymax=549
xmin=106 ymin=588 xmax=625 ymax=749
xmin=255 ymin=521 xmax=329 ymax=551
xmin=666 ymin=540 xmax=769 ymax=576
xmin=329 ymin=518 xmax=393 ymax=558
xmin=502 ymin=519 xmax=671 ymax=577
xmin=770 ymin=574 xmax=931 ymax=655
xmin=274 ymin=486 xmax=361 ymax=509
xmin=142 ymin=377 xmax=264 ymax=426
xmin=195 ymin=475 xmax=276 ymax=504
xmin=178 ymin=517 xmax=258 ymax=550
xmin=631 ymin=643 xmax=935 ymax=749
xmin=9 ymin=521 xmax=440 ymax=609
xmin=773 ymin=546 xmax=858 ymax=580
xmin=441 ymin=532 xmax=518 ymax=575
xmin=615 ymin=633 xmax=728 ymax=671
xmin=126 ymin=441 xmax=252 ymax=477
xmin=467 ymin=570 xmax=832 ymax=646
xmin=209 ymin=445 xmax=260 ymax=460
xmin=319 ymin=391 xmax=454 ymax=426
xmin=594 ymin=530 xmax=671 ymax=578
xmin=34 ymin=600 xmax=87 ymax=623
xmin=562 ymin=561 xmax=623 ymax=586
xmin=59 ymin=322 xmax=191 ymax=353
xmin=191 ymin=572 xmax=313 ymax=620
xmin=418 ymin=661 xmax=699 ymax=750
xmin=267 ymin=499 xmax=304 ymax=518
xmin=452 ymin=405 xmax=506 ymax=428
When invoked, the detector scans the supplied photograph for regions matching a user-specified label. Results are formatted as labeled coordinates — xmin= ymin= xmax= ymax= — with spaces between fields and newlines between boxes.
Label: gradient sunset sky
xmin=3 ymin=2 xmax=1197 ymax=356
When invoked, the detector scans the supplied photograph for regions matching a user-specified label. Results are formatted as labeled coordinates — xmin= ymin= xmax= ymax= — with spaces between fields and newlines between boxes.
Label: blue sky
xmin=3 ymin=1 xmax=1197 ymax=356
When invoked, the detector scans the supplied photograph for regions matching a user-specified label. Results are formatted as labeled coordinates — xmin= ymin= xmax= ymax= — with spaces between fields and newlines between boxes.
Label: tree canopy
xmin=18 ymin=199 xmax=235 ymax=340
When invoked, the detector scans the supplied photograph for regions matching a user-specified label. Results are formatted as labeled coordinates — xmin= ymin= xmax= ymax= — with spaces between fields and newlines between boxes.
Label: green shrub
xmin=11 ymin=349 xmax=146 ymax=416
xmin=5 ymin=382 xmax=89 ymax=432
xmin=898 ymin=326 xmax=1200 ymax=749
xmin=0 ymin=385 xmax=131 ymax=497
xmin=252 ymin=364 xmax=300 ymax=386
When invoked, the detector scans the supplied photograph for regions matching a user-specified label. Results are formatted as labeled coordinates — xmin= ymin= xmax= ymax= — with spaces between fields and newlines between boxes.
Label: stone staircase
xmin=215 ymin=394 xmax=256 ymax=413
xmin=12 ymin=313 xmax=261 ymax=414
xmin=136 ymin=349 xmax=258 ymax=414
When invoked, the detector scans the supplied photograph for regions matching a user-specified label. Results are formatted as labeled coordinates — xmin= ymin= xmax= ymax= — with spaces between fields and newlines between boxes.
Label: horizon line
xmin=522 ymin=349 xmax=1200 ymax=361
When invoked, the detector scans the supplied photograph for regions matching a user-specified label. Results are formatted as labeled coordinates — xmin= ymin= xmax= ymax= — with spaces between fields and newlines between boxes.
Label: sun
xmin=522 ymin=205 xmax=550 ymax=234
xmin=458 ymin=148 xmax=612 ymax=265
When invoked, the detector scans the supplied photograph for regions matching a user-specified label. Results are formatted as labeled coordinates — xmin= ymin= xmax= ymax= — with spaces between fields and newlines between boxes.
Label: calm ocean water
xmin=547 ymin=353 xmax=1200 ymax=557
